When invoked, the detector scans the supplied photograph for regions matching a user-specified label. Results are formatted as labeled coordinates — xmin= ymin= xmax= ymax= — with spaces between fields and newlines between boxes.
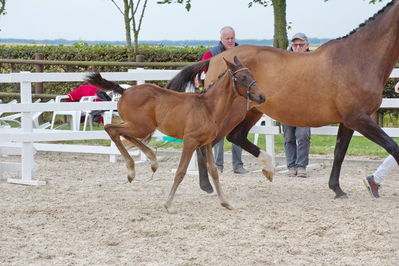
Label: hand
xmin=194 ymin=74 xmax=200 ymax=88
xmin=395 ymin=82 xmax=399 ymax=93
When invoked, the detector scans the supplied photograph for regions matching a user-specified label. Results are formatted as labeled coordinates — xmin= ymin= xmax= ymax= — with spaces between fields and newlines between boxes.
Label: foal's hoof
xmin=151 ymin=161 xmax=159 ymax=173
xmin=334 ymin=192 xmax=348 ymax=199
xmin=127 ymin=170 xmax=135 ymax=183
xmin=221 ymin=202 xmax=234 ymax=210
xmin=262 ymin=169 xmax=274 ymax=182
xmin=163 ymin=204 xmax=177 ymax=214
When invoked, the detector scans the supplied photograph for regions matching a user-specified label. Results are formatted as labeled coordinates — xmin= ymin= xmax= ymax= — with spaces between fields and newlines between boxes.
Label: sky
xmin=0 ymin=0 xmax=390 ymax=41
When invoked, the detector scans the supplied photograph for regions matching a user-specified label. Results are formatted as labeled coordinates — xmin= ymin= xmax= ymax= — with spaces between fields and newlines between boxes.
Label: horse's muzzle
xmin=253 ymin=93 xmax=266 ymax=104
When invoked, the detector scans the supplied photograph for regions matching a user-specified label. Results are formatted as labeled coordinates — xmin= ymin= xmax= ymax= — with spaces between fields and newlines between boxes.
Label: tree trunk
xmin=123 ymin=0 xmax=134 ymax=60
xmin=272 ymin=0 xmax=288 ymax=49
xmin=133 ymin=33 xmax=139 ymax=54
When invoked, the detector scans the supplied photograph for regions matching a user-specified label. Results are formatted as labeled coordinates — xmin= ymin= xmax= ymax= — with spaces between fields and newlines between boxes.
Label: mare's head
xmin=224 ymin=56 xmax=265 ymax=104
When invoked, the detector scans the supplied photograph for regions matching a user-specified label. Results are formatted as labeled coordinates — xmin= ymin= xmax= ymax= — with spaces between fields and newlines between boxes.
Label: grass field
xmin=54 ymin=127 xmax=395 ymax=158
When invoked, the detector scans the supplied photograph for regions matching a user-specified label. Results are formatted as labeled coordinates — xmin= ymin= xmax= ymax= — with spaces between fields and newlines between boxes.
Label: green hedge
xmin=0 ymin=43 xmax=208 ymax=96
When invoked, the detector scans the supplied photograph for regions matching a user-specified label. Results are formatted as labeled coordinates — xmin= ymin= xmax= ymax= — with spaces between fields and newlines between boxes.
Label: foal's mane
xmin=336 ymin=0 xmax=396 ymax=40
xmin=199 ymin=70 xmax=228 ymax=94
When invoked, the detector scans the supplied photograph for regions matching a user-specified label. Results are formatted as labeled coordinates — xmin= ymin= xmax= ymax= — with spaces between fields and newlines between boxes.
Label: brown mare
xmin=167 ymin=0 xmax=399 ymax=199
xmin=86 ymin=57 xmax=267 ymax=212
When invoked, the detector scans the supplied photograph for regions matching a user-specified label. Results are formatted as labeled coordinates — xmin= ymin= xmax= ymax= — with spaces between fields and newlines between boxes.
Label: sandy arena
xmin=1 ymin=150 xmax=399 ymax=265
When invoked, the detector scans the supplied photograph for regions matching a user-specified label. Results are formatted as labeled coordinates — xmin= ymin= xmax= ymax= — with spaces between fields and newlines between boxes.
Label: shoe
xmin=296 ymin=168 xmax=307 ymax=178
xmin=234 ymin=167 xmax=249 ymax=174
xmin=363 ymin=175 xmax=380 ymax=198
xmin=288 ymin=169 xmax=297 ymax=177
xmin=216 ymin=166 xmax=223 ymax=173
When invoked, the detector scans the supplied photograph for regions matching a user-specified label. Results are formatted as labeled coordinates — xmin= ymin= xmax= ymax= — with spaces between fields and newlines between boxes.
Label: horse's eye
xmin=240 ymin=76 xmax=247 ymax=82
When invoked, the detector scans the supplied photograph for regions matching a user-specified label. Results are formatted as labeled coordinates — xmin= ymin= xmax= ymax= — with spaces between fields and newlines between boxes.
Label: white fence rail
xmin=1 ymin=68 xmax=399 ymax=185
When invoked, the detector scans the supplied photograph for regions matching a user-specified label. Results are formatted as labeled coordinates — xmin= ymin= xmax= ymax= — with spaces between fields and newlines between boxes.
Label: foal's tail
xmin=166 ymin=59 xmax=210 ymax=92
xmin=85 ymin=72 xmax=125 ymax=95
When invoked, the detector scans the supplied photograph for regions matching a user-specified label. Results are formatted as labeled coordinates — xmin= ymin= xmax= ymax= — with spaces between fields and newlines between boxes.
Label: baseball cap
xmin=291 ymin=32 xmax=308 ymax=42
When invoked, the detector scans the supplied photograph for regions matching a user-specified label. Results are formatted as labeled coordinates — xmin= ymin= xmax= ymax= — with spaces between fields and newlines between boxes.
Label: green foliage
xmin=248 ymin=0 xmax=271 ymax=8
xmin=157 ymin=0 xmax=192 ymax=11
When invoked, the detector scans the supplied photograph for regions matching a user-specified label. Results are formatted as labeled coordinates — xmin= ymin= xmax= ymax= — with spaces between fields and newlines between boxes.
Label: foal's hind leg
xmin=105 ymin=124 xmax=139 ymax=182
xmin=201 ymin=144 xmax=233 ymax=210
xmin=122 ymin=135 xmax=158 ymax=173
xmin=164 ymin=142 xmax=197 ymax=213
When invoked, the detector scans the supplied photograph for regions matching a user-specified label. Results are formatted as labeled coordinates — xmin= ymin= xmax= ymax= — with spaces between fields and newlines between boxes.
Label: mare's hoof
xmin=334 ymin=193 xmax=348 ymax=199
xmin=221 ymin=202 xmax=234 ymax=210
xmin=262 ymin=169 xmax=274 ymax=182
xmin=200 ymin=183 xmax=214 ymax=194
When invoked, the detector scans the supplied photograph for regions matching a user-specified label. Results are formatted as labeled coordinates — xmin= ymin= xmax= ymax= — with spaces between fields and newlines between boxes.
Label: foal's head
xmin=224 ymin=56 xmax=265 ymax=105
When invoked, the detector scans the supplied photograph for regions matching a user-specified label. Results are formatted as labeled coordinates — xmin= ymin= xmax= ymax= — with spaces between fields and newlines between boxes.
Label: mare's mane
xmin=336 ymin=0 xmax=396 ymax=40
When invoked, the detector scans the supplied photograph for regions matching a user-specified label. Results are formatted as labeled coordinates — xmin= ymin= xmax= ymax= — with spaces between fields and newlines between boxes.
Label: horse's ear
xmin=233 ymin=56 xmax=242 ymax=66
xmin=223 ymin=57 xmax=235 ymax=70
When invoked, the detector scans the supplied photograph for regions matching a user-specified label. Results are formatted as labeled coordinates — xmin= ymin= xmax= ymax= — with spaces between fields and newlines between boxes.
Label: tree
xmin=0 ymin=0 xmax=5 ymax=16
xmin=158 ymin=0 xmax=388 ymax=50
xmin=110 ymin=0 xmax=148 ymax=56
xmin=158 ymin=0 xmax=289 ymax=48
xmin=249 ymin=0 xmax=288 ymax=49
xmin=0 ymin=0 xmax=6 ymax=31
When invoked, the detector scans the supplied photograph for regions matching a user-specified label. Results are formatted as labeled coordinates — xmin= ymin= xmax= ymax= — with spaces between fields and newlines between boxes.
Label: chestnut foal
xmin=86 ymin=56 xmax=266 ymax=212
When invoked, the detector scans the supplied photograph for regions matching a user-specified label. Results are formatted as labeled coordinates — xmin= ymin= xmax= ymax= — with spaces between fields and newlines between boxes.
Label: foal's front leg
xmin=201 ymin=144 xmax=233 ymax=210
xmin=164 ymin=142 xmax=197 ymax=213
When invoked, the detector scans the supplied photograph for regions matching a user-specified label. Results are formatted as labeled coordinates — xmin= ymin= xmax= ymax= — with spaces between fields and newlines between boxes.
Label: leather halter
xmin=229 ymin=67 xmax=257 ymax=110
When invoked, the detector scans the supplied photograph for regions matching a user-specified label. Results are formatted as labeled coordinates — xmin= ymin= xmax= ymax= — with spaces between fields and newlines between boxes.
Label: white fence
xmin=1 ymin=68 xmax=399 ymax=185
xmin=0 ymin=69 xmax=179 ymax=185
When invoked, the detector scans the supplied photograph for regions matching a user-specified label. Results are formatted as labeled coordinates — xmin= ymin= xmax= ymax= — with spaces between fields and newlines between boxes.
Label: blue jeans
xmin=282 ymin=124 xmax=311 ymax=170
xmin=213 ymin=139 xmax=244 ymax=171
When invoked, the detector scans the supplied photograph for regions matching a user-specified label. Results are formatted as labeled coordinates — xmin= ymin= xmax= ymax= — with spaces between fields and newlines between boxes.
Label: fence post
xmin=34 ymin=53 xmax=44 ymax=124
xmin=265 ymin=116 xmax=276 ymax=166
xmin=8 ymin=72 xmax=44 ymax=186
xmin=136 ymin=55 xmax=144 ymax=63
xmin=34 ymin=53 xmax=44 ymax=94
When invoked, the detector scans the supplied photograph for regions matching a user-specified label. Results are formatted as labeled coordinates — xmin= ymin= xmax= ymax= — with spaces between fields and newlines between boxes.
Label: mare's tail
xmin=85 ymin=72 xmax=125 ymax=95
xmin=166 ymin=59 xmax=210 ymax=92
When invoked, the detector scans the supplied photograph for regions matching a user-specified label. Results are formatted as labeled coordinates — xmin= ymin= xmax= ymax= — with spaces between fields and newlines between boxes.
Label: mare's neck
xmin=336 ymin=2 xmax=399 ymax=81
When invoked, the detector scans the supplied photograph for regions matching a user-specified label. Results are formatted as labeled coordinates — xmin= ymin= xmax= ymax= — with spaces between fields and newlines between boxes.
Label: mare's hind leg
xmin=329 ymin=123 xmax=354 ymax=199
xmin=164 ymin=142 xmax=197 ymax=213
xmin=123 ymin=135 xmax=158 ymax=173
xmin=347 ymin=115 xmax=399 ymax=160
xmin=105 ymin=124 xmax=140 ymax=182
xmin=201 ymin=145 xmax=233 ymax=210
xmin=196 ymin=147 xmax=214 ymax=194
xmin=345 ymin=113 xmax=399 ymax=178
